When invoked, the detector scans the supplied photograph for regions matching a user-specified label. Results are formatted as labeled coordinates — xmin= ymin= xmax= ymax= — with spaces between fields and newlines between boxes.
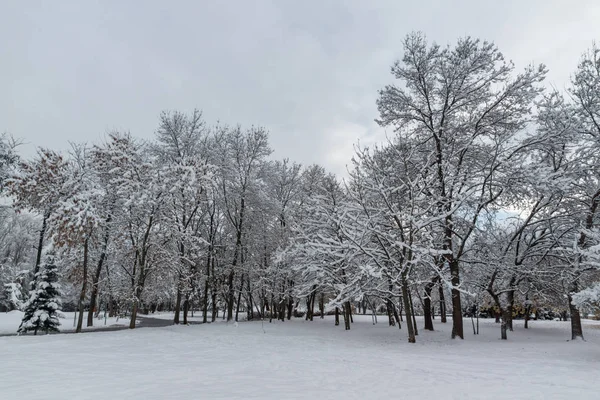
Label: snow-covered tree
xmin=376 ymin=32 xmax=547 ymax=339
xmin=17 ymin=251 xmax=63 ymax=335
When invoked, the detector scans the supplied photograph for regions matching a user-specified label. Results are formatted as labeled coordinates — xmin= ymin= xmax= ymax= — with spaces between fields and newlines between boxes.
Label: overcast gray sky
xmin=2 ymin=0 xmax=600 ymax=175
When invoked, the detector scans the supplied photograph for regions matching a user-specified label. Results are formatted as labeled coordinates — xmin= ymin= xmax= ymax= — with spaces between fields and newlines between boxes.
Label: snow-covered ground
xmin=0 ymin=310 xmax=133 ymax=335
xmin=1 ymin=315 xmax=599 ymax=399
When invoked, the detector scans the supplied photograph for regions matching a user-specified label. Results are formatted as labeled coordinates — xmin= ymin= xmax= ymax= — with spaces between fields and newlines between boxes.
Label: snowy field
xmin=0 ymin=310 xmax=133 ymax=335
xmin=1 ymin=315 xmax=599 ymax=399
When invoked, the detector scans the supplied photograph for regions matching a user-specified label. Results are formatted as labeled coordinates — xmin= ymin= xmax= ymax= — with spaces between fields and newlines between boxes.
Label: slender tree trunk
xmin=211 ymin=291 xmax=217 ymax=322
xmin=392 ymin=303 xmax=401 ymax=329
xmin=202 ymin=255 xmax=211 ymax=323
xmin=500 ymin=308 xmax=509 ymax=340
xmin=76 ymin=238 xmax=90 ymax=333
xmin=87 ymin=245 xmax=108 ymax=327
xmin=33 ymin=211 xmax=50 ymax=276
xmin=319 ymin=293 xmax=325 ymax=319
xmin=449 ymin=262 xmax=463 ymax=338
xmin=401 ymin=274 xmax=416 ymax=343
xmin=343 ymin=302 xmax=351 ymax=330
xmin=409 ymin=288 xmax=418 ymax=336
xmin=398 ymin=297 xmax=403 ymax=321
xmin=227 ymin=270 xmax=235 ymax=321
xmin=438 ymin=284 xmax=447 ymax=323
xmin=507 ymin=290 xmax=515 ymax=331
xmin=387 ymin=298 xmax=396 ymax=326
xmin=87 ymin=212 xmax=112 ymax=327
xmin=183 ymin=297 xmax=189 ymax=325
xmin=130 ymin=288 xmax=141 ymax=329
xmin=423 ymin=281 xmax=434 ymax=331
xmin=286 ymin=295 xmax=294 ymax=320
xmin=174 ymin=280 xmax=182 ymax=324
xmin=305 ymin=297 xmax=311 ymax=321
xmin=269 ymin=294 xmax=274 ymax=323
xmin=334 ymin=307 xmax=340 ymax=326
xmin=247 ymin=281 xmax=255 ymax=321
xmin=235 ymin=274 xmax=244 ymax=322
xmin=568 ymin=290 xmax=584 ymax=340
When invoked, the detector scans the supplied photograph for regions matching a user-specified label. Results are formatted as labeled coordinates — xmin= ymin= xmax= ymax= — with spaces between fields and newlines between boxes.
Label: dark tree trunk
xmin=319 ymin=293 xmax=325 ymax=319
xmin=568 ymin=292 xmax=584 ymax=340
xmin=449 ymin=259 xmax=463 ymax=339
xmin=334 ymin=307 xmax=340 ymax=326
xmin=392 ymin=303 xmax=401 ymax=329
xmin=202 ymin=257 xmax=211 ymax=323
xmin=76 ymin=238 xmax=90 ymax=333
xmin=286 ymin=296 xmax=294 ymax=320
xmin=343 ymin=302 xmax=351 ymax=330
xmin=34 ymin=211 xmax=51 ymax=276
xmin=305 ymin=297 xmax=311 ymax=321
xmin=226 ymin=270 xmax=235 ymax=321
xmin=174 ymin=281 xmax=182 ymax=324
xmin=409 ymin=288 xmax=418 ymax=336
xmin=501 ymin=309 xmax=510 ymax=340
xmin=401 ymin=275 xmax=416 ymax=343
xmin=87 ymin=212 xmax=112 ymax=327
xmin=129 ymin=277 xmax=144 ymax=329
xmin=387 ymin=298 xmax=396 ymax=326
xmin=423 ymin=281 xmax=434 ymax=331
xmin=211 ymin=291 xmax=217 ymax=322
xmin=438 ymin=284 xmax=447 ymax=323
xmin=183 ymin=297 xmax=189 ymax=325
xmin=235 ymin=274 xmax=245 ymax=322
xmin=507 ymin=290 xmax=515 ymax=331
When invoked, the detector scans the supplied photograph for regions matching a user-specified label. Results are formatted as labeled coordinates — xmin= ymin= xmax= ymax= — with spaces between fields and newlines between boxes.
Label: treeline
xmin=1 ymin=32 xmax=600 ymax=341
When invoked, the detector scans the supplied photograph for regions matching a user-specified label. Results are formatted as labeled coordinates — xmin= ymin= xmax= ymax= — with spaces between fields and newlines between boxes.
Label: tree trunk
xmin=211 ymin=291 xmax=217 ymax=322
xmin=227 ymin=270 xmax=235 ymax=321
xmin=500 ymin=309 xmax=509 ymax=340
xmin=409 ymin=288 xmax=418 ymax=336
xmin=506 ymin=290 xmax=515 ymax=331
xmin=286 ymin=295 xmax=294 ymax=320
xmin=438 ymin=284 xmax=447 ymax=323
xmin=87 ymin=212 xmax=112 ymax=327
xmin=235 ymin=274 xmax=244 ymax=322
xmin=387 ymin=298 xmax=396 ymax=326
xmin=319 ymin=293 xmax=325 ymax=319
xmin=33 ymin=211 xmax=50 ymax=276
xmin=423 ymin=281 xmax=434 ymax=331
xmin=174 ymin=281 xmax=182 ymax=324
xmin=392 ymin=303 xmax=401 ymax=329
xmin=401 ymin=274 xmax=416 ymax=343
xmin=343 ymin=302 xmax=351 ymax=330
xmin=76 ymin=238 xmax=89 ymax=333
xmin=87 ymin=248 xmax=108 ymax=327
xmin=334 ymin=307 xmax=340 ymax=326
xmin=568 ymin=292 xmax=584 ymax=340
xmin=183 ymin=297 xmax=189 ymax=325
xmin=449 ymin=259 xmax=463 ymax=339
xmin=202 ymin=257 xmax=211 ymax=324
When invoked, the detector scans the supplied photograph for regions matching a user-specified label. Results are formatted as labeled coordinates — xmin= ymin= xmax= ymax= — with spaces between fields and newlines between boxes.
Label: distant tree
xmin=17 ymin=251 xmax=63 ymax=335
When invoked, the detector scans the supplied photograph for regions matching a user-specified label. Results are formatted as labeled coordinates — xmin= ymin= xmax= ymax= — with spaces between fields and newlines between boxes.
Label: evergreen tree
xmin=17 ymin=253 xmax=63 ymax=335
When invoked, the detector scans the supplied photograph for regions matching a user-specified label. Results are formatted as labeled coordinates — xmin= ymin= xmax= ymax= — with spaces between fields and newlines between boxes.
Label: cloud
xmin=2 ymin=0 xmax=600 ymax=174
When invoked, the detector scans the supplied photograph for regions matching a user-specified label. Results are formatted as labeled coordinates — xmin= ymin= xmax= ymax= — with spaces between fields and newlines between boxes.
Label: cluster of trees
xmin=1 ymin=33 xmax=600 ymax=341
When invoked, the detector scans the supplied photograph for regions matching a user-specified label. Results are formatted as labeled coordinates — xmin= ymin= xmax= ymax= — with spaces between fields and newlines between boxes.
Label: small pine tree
xmin=18 ymin=253 xmax=63 ymax=335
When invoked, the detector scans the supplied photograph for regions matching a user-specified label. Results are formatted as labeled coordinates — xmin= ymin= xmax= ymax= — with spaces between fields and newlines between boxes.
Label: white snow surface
xmin=1 ymin=315 xmax=599 ymax=399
